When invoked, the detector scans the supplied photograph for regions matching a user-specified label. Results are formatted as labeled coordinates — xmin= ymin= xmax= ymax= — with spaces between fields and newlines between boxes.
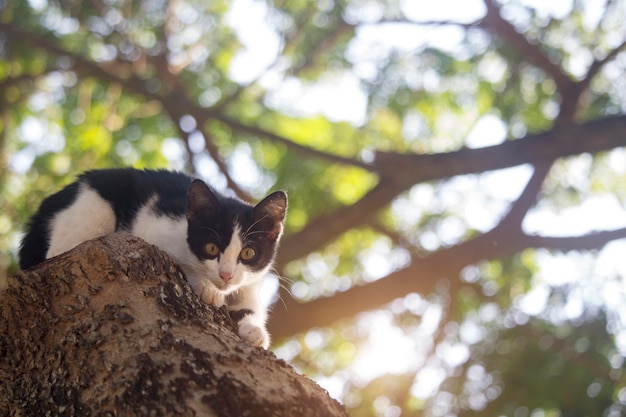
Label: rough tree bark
xmin=0 ymin=233 xmax=347 ymax=417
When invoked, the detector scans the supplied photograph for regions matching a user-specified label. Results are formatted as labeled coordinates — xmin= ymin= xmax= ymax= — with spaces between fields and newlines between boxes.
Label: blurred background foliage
xmin=2 ymin=0 xmax=626 ymax=416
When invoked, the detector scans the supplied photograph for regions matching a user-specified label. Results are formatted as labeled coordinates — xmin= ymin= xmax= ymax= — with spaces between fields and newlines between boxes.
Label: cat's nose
xmin=219 ymin=271 xmax=233 ymax=282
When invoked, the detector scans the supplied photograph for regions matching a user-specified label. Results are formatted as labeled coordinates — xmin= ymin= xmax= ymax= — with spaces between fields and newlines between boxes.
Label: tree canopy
xmin=1 ymin=0 xmax=626 ymax=416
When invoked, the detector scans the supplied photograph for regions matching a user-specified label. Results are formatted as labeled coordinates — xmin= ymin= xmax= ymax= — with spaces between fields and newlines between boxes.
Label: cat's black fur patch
xmin=19 ymin=181 xmax=81 ymax=269
xmin=229 ymin=309 xmax=254 ymax=322
xmin=80 ymin=168 xmax=192 ymax=228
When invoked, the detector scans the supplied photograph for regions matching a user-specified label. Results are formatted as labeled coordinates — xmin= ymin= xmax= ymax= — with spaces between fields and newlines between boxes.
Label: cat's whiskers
xmin=269 ymin=267 xmax=293 ymax=310
xmin=242 ymin=230 xmax=270 ymax=243
xmin=242 ymin=215 xmax=270 ymax=239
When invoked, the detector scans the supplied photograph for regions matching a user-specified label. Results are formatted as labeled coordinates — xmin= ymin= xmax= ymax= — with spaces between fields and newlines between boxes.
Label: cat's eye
xmin=240 ymin=247 xmax=256 ymax=261
xmin=205 ymin=243 xmax=220 ymax=257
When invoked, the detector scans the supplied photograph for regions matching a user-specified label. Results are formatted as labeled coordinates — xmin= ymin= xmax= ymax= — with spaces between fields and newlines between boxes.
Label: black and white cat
xmin=19 ymin=168 xmax=287 ymax=349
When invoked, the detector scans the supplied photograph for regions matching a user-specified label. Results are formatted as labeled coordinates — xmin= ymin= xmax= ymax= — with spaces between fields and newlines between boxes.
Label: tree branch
xmin=276 ymin=177 xmax=407 ymax=269
xmin=520 ymin=228 xmax=626 ymax=252
xmin=363 ymin=18 xmax=480 ymax=29
xmin=372 ymin=115 xmax=626 ymax=185
xmin=207 ymin=114 xmax=371 ymax=170
xmin=0 ymin=24 xmax=158 ymax=101
xmin=269 ymin=226 xmax=626 ymax=339
xmin=0 ymin=234 xmax=348 ymax=416
xmin=158 ymin=90 xmax=254 ymax=201
xmin=479 ymin=0 xmax=572 ymax=92
xmin=497 ymin=163 xmax=551 ymax=231
xmin=579 ymin=38 xmax=626 ymax=91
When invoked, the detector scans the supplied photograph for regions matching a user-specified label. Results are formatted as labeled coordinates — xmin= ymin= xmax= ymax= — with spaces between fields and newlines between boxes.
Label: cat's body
xmin=19 ymin=168 xmax=287 ymax=349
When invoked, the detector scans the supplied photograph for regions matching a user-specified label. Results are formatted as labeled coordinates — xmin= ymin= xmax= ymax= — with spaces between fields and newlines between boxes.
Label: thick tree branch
xmin=0 ymin=234 xmax=348 ymax=416
xmin=373 ymin=115 xmax=626 ymax=185
xmin=276 ymin=177 xmax=408 ymax=269
xmin=269 ymin=226 xmax=626 ymax=339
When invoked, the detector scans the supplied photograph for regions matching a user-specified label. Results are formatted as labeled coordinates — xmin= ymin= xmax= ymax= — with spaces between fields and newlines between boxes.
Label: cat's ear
xmin=253 ymin=191 xmax=287 ymax=242
xmin=187 ymin=179 xmax=220 ymax=221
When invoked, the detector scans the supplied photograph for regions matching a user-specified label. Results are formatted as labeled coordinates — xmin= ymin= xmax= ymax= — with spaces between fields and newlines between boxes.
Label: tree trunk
xmin=0 ymin=233 xmax=347 ymax=417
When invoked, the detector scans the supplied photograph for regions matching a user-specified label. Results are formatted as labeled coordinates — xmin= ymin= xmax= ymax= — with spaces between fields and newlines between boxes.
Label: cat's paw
xmin=238 ymin=321 xmax=270 ymax=349
xmin=196 ymin=283 xmax=225 ymax=307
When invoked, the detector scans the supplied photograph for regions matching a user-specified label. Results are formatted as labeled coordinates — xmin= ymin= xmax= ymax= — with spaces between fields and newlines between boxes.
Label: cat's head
xmin=186 ymin=179 xmax=287 ymax=294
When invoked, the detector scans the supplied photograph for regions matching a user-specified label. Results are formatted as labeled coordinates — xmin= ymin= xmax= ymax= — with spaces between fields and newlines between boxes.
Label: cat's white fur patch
xmin=131 ymin=199 xmax=189 ymax=265
xmin=220 ymin=224 xmax=242 ymax=281
xmin=46 ymin=184 xmax=116 ymax=259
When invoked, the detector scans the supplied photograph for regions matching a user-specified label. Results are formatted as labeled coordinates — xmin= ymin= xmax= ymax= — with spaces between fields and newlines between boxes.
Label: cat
xmin=19 ymin=168 xmax=287 ymax=349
